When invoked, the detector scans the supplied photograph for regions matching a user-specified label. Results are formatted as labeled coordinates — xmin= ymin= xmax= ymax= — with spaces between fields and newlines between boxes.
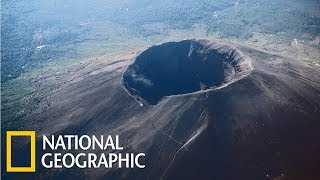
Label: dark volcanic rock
xmin=122 ymin=39 xmax=252 ymax=105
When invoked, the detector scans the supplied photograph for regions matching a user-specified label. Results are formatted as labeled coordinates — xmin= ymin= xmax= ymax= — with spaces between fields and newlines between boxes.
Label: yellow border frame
xmin=6 ymin=131 xmax=36 ymax=172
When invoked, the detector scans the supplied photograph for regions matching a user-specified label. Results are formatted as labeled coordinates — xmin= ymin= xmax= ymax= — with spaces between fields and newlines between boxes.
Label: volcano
xmin=4 ymin=39 xmax=320 ymax=180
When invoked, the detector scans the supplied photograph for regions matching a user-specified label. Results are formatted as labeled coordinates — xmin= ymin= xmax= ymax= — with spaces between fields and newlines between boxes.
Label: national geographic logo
xmin=6 ymin=131 xmax=145 ymax=173
xmin=6 ymin=131 xmax=36 ymax=172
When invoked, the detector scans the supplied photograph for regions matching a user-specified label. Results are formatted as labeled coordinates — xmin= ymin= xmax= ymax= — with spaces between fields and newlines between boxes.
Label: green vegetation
xmin=1 ymin=0 xmax=319 ymax=127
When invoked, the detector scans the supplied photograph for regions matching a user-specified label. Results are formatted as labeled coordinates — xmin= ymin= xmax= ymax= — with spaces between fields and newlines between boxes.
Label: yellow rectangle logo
xmin=6 ymin=131 xmax=36 ymax=172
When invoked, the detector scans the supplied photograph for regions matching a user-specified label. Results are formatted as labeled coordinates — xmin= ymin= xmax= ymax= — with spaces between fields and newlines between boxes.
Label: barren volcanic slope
xmin=2 ymin=39 xmax=320 ymax=179
xmin=123 ymin=39 xmax=252 ymax=105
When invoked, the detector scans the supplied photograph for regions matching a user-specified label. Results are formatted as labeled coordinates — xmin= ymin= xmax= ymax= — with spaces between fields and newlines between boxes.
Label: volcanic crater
xmin=123 ymin=39 xmax=253 ymax=105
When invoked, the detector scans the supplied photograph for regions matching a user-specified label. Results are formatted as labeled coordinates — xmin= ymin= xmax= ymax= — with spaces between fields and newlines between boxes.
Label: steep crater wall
xmin=123 ymin=39 xmax=252 ymax=105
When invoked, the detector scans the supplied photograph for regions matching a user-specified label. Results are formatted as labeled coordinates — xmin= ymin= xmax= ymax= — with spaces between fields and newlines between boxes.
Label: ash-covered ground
xmin=2 ymin=39 xmax=320 ymax=179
